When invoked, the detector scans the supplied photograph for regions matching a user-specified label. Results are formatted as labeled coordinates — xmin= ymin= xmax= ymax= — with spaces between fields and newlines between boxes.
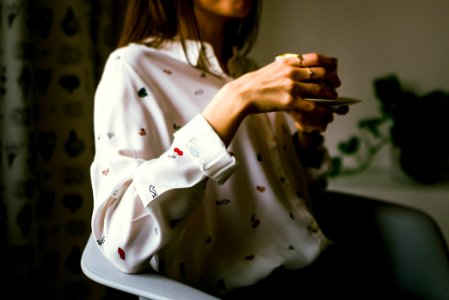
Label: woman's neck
xmin=181 ymin=8 xmax=230 ymax=72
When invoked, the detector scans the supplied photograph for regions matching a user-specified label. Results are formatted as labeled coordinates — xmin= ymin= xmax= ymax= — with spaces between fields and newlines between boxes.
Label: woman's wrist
xmin=201 ymin=82 xmax=248 ymax=147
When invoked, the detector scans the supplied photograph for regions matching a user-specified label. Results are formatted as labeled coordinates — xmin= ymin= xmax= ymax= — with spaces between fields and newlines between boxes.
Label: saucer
xmin=304 ymin=97 xmax=361 ymax=107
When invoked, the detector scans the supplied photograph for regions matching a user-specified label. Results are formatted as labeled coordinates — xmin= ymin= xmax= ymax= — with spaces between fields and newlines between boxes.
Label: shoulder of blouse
xmin=106 ymin=43 xmax=157 ymax=67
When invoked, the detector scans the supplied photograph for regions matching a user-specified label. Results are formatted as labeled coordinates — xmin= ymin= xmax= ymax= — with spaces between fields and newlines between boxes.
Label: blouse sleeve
xmin=90 ymin=50 xmax=237 ymax=273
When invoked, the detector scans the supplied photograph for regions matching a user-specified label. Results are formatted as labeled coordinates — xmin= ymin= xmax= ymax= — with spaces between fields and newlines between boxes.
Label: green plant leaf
xmin=337 ymin=136 xmax=360 ymax=155
xmin=358 ymin=117 xmax=385 ymax=138
xmin=329 ymin=157 xmax=342 ymax=177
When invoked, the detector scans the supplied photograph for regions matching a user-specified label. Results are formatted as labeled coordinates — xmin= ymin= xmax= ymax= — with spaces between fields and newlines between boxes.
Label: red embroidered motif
xmin=174 ymin=148 xmax=183 ymax=156
xmin=118 ymin=247 xmax=125 ymax=260
xmin=139 ymin=128 xmax=146 ymax=136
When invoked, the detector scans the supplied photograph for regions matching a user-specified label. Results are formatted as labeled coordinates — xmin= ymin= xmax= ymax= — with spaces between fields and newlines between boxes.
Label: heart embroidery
xmin=118 ymin=247 xmax=125 ymax=260
xmin=256 ymin=186 xmax=265 ymax=192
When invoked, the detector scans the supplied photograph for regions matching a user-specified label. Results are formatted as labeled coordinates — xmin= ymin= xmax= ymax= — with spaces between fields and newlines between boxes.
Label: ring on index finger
xmin=297 ymin=54 xmax=304 ymax=67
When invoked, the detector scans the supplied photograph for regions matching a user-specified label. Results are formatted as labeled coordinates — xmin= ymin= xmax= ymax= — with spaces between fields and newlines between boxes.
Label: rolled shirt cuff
xmin=173 ymin=114 xmax=238 ymax=184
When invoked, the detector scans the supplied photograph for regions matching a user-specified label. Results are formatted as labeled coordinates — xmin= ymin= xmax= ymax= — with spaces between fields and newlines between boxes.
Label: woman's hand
xmin=202 ymin=52 xmax=342 ymax=146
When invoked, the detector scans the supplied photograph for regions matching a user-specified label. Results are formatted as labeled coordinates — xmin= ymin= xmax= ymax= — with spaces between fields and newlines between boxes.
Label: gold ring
xmin=297 ymin=54 xmax=304 ymax=67
xmin=308 ymin=67 xmax=314 ymax=79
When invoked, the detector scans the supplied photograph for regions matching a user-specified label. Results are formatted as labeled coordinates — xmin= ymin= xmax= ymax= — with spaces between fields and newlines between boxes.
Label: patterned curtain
xmin=0 ymin=0 xmax=124 ymax=298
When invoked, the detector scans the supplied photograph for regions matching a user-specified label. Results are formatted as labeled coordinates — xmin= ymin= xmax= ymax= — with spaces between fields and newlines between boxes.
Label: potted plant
xmin=330 ymin=74 xmax=449 ymax=184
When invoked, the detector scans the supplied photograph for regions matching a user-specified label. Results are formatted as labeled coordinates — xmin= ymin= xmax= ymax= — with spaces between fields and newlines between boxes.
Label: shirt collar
xmin=141 ymin=38 xmax=218 ymax=74
xmin=148 ymin=38 xmax=247 ymax=78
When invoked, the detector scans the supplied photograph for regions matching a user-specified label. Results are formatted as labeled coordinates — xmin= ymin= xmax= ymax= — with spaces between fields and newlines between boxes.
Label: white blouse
xmin=90 ymin=39 xmax=332 ymax=297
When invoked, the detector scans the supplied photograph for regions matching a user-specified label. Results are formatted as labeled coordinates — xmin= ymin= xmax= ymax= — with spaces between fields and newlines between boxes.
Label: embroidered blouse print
xmin=90 ymin=40 xmax=331 ymax=296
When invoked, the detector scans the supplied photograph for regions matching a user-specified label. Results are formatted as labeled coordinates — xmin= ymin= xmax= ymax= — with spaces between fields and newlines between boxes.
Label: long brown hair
xmin=117 ymin=0 xmax=261 ymax=70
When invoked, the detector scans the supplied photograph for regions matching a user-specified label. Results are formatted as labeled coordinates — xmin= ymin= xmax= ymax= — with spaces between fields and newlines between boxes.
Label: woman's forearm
xmin=201 ymin=82 xmax=248 ymax=147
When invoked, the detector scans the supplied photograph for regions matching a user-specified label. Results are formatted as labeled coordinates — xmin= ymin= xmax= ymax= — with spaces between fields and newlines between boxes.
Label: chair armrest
xmin=81 ymin=234 xmax=220 ymax=300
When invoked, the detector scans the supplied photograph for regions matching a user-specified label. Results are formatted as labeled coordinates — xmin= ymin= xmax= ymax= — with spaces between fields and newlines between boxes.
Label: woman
xmin=90 ymin=0 xmax=344 ymax=297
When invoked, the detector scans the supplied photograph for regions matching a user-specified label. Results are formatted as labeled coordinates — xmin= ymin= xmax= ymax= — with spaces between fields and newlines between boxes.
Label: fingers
xmin=301 ymin=52 xmax=338 ymax=70
xmin=300 ymin=67 xmax=341 ymax=87
xmin=292 ymin=81 xmax=338 ymax=100
xmin=289 ymin=107 xmax=334 ymax=133
xmin=275 ymin=55 xmax=341 ymax=88
xmin=276 ymin=52 xmax=337 ymax=69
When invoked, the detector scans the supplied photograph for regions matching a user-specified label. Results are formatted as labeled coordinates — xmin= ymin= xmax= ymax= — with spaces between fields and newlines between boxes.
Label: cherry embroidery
xmin=118 ymin=247 xmax=125 ymax=260
xmin=163 ymin=69 xmax=172 ymax=75
xmin=174 ymin=147 xmax=183 ymax=156
xmin=168 ymin=147 xmax=184 ymax=159
xmin=102 ymin=168 xmax=109 ymax=176
xmin=139 ymin=128 xmax=146 ymax=136
xmin=250 ymin=214 xmax=260 ymax=228
xmin=256 ymin=185 xmax=266 ymax=192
